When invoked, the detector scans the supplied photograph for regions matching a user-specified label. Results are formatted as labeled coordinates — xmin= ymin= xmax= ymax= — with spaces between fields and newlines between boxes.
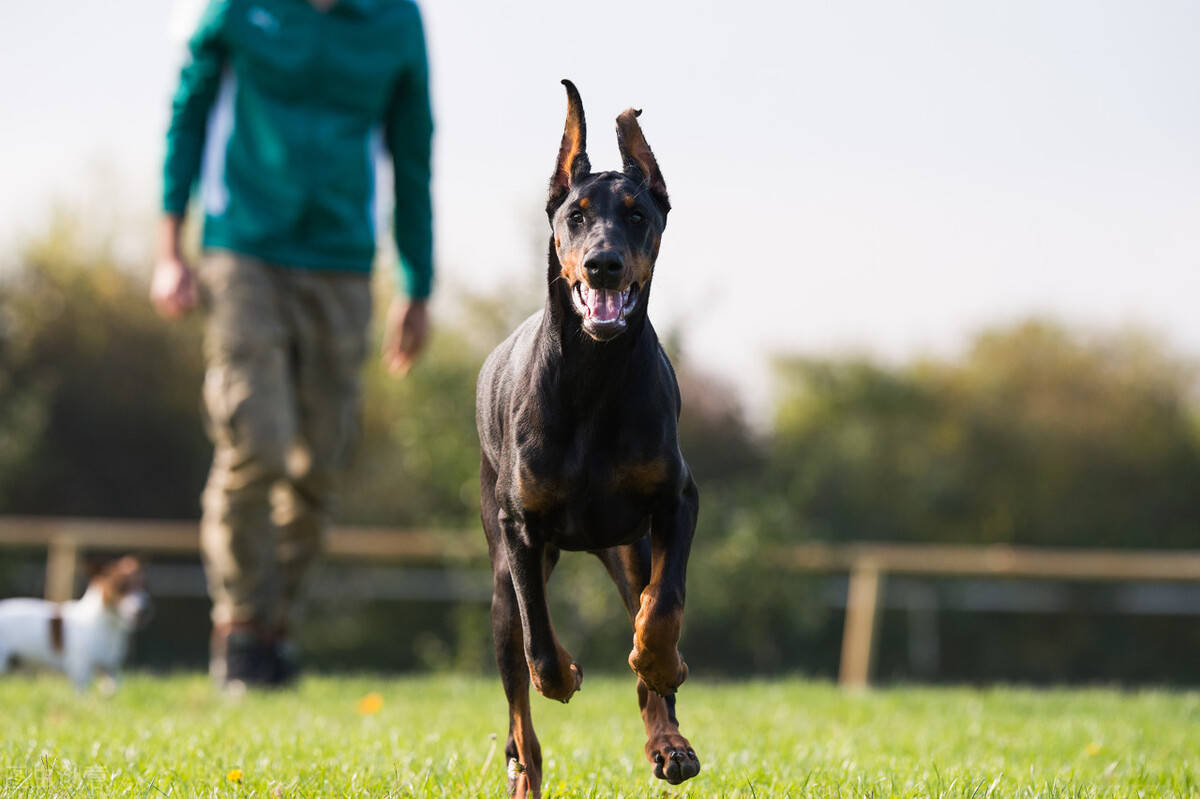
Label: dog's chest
xmin=516 ymin=432 xmax=672 ymax=550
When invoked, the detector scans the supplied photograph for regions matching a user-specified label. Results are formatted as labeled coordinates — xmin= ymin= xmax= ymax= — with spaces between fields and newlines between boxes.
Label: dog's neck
xmin=75 ymin=585 xmax=124 ymax=627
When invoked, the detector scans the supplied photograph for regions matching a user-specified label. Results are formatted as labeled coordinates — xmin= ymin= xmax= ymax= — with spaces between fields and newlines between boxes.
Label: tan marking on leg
xmin=509 ymin=688 xmax=542 ymax=799
xmin=639 ymin=681 xmax=675 ymax=743
xmin=629 ymin=592 xmax=687 ymax=695
xmin=638 ymin=680 xmax=700 ymax=784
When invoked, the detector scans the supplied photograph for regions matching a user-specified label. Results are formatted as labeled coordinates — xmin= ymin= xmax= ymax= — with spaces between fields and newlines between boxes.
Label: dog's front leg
xmin=97 ymin=669 xmax=119 ymax=697
xmin=629 ymin=477 xmax=698 ymax=696
xmin=499 ymin=511 xmax=582 ymax=704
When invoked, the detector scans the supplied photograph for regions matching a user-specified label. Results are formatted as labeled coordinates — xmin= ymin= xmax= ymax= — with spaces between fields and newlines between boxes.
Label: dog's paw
xmin=529 ymin=651 xmax=582 ymax=703
xmin=646 ymin=733 xmax=700 ymax=785
xmin=629 ymin=646 xmax=687 ymax=696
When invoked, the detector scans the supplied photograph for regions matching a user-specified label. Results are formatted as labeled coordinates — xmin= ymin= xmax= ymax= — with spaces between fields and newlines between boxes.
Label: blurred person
xmin=150 ymin=0 xmax=434 ymax=688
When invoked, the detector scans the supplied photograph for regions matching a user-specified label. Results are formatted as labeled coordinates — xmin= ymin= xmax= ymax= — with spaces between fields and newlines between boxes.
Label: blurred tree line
xmin=2 ymin=212 xmax=1199 ymax=683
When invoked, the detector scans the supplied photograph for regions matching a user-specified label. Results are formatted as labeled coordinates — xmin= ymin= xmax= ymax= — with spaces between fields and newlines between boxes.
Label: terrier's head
xmin=89 ymin=556 xmax=152 ymax=629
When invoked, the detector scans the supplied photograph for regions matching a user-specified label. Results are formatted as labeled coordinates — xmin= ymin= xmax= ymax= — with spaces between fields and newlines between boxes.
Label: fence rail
xmin=777 ymin=541 xmax=1200 ymax=688
xmin=2 ymin=517 xmax=1197 ymax=688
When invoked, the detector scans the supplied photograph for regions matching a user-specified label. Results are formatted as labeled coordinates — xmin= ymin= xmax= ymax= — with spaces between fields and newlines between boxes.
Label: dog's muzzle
xmin=571 ymin=282 xmax=640 ymax=340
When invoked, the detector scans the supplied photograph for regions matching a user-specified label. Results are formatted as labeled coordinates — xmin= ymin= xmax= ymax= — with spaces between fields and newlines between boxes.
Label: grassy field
xmin=0 ymin=673 xmax=1195 ymax=798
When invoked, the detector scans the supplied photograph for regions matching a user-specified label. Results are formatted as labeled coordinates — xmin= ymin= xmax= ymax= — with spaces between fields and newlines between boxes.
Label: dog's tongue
xmin=586 ymin=287 xmax=624 ymax=323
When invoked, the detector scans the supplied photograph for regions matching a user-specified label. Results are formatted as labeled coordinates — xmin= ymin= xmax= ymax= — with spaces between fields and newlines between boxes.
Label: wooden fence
xmin=3 ymin=517 xmax=1198 ymax=688
xmin=776 ymin=542 xmax=1200 ymax=688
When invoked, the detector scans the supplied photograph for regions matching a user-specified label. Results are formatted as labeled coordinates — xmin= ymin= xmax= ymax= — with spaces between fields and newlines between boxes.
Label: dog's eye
xmin=630 ymin=211 xmax=644 ymax=224
xmin=568 ymin=210 xmax=584 ymax=225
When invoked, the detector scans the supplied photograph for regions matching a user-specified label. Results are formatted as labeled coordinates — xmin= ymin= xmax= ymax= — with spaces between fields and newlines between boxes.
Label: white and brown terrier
xmin=0 ymin=556 xmax=152 ymax=691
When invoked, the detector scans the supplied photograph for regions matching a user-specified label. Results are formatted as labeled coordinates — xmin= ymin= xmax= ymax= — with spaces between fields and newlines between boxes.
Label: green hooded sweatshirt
xmin=162 ymin=0 xmax=433 ymax=298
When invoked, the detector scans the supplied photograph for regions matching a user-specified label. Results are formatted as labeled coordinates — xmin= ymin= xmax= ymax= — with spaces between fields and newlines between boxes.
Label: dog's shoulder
xmin=477 ymin=310 xmax=547 ymax=456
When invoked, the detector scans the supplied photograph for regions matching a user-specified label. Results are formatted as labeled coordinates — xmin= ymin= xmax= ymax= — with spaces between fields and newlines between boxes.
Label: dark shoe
xmin=225 ymin=630 xmax=275 ymax=685
xmin=269 ymin=639 xmax=301 ymax=687
xmin=211 ymin=624 xmax=274 ymax=689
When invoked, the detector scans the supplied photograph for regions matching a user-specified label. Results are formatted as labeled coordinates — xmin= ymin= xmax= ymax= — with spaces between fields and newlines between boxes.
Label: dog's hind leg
xmin=483 ymin=459 xmax=543 ymax=799
xmin=596 ymin=542 xmax=701 ymax=785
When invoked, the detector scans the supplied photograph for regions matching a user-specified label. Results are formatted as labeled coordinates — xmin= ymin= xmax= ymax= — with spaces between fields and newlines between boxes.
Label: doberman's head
xmin=546 ymin=80 xmax=670 ymax=342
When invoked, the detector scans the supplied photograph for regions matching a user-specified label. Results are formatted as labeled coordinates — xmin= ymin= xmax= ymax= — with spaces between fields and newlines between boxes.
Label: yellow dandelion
xmin=226 ymin=768 xmax=244 ymax=783
xmin=1084 ymin=742 xmax=1102 ymax=756
xmin=357 ymin=692 xmax=384 ymax=715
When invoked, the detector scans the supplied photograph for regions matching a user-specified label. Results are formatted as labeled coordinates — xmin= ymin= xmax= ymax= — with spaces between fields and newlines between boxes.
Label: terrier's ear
xmin=548 ymin=79 xmax=591 ymax=211
xmin=616 ymin=108 xmax=669 ymax=213
xmin=115 ymin=555 xmax=144 ymax=573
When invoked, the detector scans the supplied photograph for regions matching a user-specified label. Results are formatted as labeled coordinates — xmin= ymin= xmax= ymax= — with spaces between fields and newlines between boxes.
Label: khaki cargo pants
xmin=199 ymin=251 xmax=371 ymax=632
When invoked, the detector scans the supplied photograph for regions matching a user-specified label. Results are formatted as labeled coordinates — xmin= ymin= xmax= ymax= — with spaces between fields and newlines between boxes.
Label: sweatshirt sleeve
xmin=384 ymin=5 xmax=435 ymax=300
xmin=162 ymin=0 xmax=232 ymax=216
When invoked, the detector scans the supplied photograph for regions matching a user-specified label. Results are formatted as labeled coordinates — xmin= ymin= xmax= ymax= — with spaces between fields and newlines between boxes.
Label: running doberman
xmin=476 ymin=80 xmax=700 ymax=798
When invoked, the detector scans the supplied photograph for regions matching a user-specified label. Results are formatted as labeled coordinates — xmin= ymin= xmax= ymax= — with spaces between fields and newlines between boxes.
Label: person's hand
xmin=382 ymin=297 xmax=430 ymax=376
xmin=150 ymin=254 xmax=199 ymax=319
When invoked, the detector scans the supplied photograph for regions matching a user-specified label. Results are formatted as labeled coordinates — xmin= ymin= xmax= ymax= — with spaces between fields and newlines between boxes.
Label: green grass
xmin=0 ymin=673 xmax=1195 ymax=798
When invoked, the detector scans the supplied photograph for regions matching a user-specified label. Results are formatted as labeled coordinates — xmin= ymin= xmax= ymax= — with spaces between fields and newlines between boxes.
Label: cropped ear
xmin=616 ymin=108 xmax=669 ymax=213
xmin=548 ymin=79 xmax=591 ymax=211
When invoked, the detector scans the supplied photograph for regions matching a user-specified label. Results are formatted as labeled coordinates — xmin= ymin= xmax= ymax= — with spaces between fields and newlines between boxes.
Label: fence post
xmin=45 ymin=534 xmax=78 ymax=602
xmin=839 ymin=559 xmax=883 ymax=690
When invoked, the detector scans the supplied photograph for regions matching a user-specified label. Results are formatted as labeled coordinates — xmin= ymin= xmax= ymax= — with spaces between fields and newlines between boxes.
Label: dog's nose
xmin=584 ymin=251 xmax=624 ymax=289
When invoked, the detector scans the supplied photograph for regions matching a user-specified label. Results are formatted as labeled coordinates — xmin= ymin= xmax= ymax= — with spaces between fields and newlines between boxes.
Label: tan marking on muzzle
xmin=558 ymin=249 xmax=585 ymax=284
xmin=566 ymin=249 xmax=652 ymax=292
xmin=626 ymin=252 xmax=655 ymax=287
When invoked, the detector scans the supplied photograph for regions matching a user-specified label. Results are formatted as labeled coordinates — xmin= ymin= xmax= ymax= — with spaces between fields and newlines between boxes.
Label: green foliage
xmin=342 ymin=311 xmax=486 ymax=528
xmin=767 ymin=321 xmax=1200 ymax=548
xmin=0 ymin=674 xmax=1196 ymax=798
xmin=0 ymin=211 xmax=209 ymax=517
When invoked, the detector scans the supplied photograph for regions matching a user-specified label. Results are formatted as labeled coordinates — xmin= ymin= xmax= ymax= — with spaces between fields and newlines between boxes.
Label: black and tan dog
xmin=476 ymin=80 xmax=700 ymax=798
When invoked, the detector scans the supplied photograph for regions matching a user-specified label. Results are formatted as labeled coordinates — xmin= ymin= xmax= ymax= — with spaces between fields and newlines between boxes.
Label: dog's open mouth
xmin=571 ymin=282 xmax=639 ymax=329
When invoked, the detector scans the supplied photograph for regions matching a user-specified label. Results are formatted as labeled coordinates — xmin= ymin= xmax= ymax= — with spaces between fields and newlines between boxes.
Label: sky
xmin=2 ymin=0 xmax=1199 ymax=415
